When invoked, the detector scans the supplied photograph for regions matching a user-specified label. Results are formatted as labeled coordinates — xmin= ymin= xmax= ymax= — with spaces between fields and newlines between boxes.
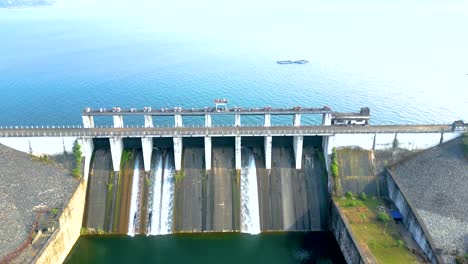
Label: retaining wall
xmin=330 ymin=200 xmax=371 ymax=264
xmin=325 ymin=131 xmax=462 ymax=154
xmin=33 ymin=179 xmax=88 ymax=264
xmin=386 ymin=169 xmax=443 ymax=264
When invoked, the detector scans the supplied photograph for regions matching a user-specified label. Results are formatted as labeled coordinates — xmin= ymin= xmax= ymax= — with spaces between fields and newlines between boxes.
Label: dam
xmin=0 ymin=104 xmax=466 ymax=263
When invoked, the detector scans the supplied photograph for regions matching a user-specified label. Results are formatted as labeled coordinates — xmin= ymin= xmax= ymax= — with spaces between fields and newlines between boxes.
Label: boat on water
xmin=293 ymin=60 xmax=309 ymax=64
xmin=277 ymin=60 xmax=308 ymax=64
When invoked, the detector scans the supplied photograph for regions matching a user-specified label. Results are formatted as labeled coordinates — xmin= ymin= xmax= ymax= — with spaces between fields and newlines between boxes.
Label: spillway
xmin=240 ymin=148 xmax=261 ymax=234
xmin=127 ymin=153 xmax=142 ymax=236
xmin=148 ymin=149 xmax=175 ymax=235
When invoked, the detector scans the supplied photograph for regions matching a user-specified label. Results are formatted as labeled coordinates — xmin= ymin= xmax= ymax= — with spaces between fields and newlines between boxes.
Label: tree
xmin=377 ymin=212 xmax=390 ymax=234
xmin=72 ymin=140 xmax=82 ymax=178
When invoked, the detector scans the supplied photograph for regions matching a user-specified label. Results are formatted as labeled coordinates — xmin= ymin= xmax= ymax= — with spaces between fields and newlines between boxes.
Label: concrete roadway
xmin=0 ymin=124 xmax=455 ymax=138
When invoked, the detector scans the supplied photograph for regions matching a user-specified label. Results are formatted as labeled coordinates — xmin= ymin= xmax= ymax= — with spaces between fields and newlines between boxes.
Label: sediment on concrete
xmin=114 ymin=150 xmax=138 ymax=233
xmin=205 ymin=137 xmax=239 ymax=232
xmin=174 ymin=138 xmax=204 ymax=232
xmin=0 ymin=143 xmax=79 ymax=260
xmin=330 ymin=200 xmax=371 ymax=264
xmin=386 ymin=169 xmax=443 ymax=264
xmin=257 ymin=136 xmax=329 ymax=231
xmin=83 ymin=149 xmax=112 ymax=232
xmin=336 ymin=147 xmax=378 ymax=196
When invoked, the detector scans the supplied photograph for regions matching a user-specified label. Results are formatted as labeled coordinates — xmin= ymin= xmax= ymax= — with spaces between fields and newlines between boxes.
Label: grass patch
xmin=337 ymin=196 xmax=419 ymax=263
xmin=50 ymin=208 xmax=59 ymax=215
xmin=175 ymin=170 xmax=185 ymax=184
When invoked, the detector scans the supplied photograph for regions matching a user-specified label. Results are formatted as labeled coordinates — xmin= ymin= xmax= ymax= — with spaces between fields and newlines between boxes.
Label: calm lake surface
xmin=0 ymin=1 xmax=467 ymax=126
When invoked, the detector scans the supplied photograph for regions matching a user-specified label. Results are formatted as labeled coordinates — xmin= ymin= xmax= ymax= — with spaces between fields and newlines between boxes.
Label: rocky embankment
xmin=0 ymin=143 xmax=79 ymax=259
xmin=391 ymin=138 xmax=468 ymax=263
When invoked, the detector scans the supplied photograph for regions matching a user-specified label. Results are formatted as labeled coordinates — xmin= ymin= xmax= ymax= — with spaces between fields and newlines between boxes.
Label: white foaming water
xmin=240 ymin=149 xmax=261 ymax=234
xmin=158 ymin=154 xmax=175 ymax=234
xmin=127 ymin=154 xmax=141 ymax=236
xmin=149 ymin=152 xmax=174 ymax=235
xmin=149 ymin=152 xmax=163 ymax=235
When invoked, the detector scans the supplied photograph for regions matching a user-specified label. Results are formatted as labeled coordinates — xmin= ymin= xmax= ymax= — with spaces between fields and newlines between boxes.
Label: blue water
xmin=0 ymin=1 xmax=467 ymax=126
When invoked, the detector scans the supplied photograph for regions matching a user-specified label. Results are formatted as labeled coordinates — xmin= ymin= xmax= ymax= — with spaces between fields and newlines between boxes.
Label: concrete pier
xmin=204 ymin=137 xmax=212 ymax=170
xmin=141 ymin=137 xmax=153 ymax=172
xmin=113 ymin=115 xmax=124 ymax=128
xmin=265 ymin=136 xmax=272 ymax=169
xmin=109 ymin=137 xmax=123 ymax=172
xmin=264 ymin=114 xmax=271 ymax=127
xmin=235 ymin=136 xmax=241 ymax=170
xmin=82 ymin=116 xmax=94 ymax=128
xmin=80 ymin=137 xmax=94 ymax=180
xmin=235 ymin=114 xmax=241 ymax=127
xmin=205 ymin=114 xmax=212 ymax=127
xmin=175 ymin=114 xmax=183 ymax=127
xmin=322 ymin=113 xmax=332 ymax=126
xmin=293 ymin=136 xmax=303 ymax=169
xmin=144 ymin=115 xmax=153 ymax=128
xmin=173 ymin=137 xmax=183 ymax=170
xmin=293 ymin=113 xmax=301 ymax=127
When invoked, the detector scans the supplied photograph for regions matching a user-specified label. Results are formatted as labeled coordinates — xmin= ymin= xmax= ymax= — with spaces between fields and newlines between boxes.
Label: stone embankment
xmin=0 ymin=143 xmax=79 ymax=261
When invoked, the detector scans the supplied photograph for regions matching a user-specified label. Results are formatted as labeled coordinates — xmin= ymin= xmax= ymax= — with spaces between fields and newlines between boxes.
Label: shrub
xmin=455 ymin=254 xmax=468 ymax=264
xmin=395 ymin=239 xmax=405 ymax=248
xmin=359 ymin=192 xmax=367 ymax=201
xmin=51 ymin=208 xmax=59 ymax=215
xmin=344 ymin=200 xmax=357 ymax=207
xmin=345 ymin=191 xmax=353 ymax=199
xmin=72 ymin=140 xmax=82 ymax=178
xmin=377 ymin=212 xmax=390 ymax=234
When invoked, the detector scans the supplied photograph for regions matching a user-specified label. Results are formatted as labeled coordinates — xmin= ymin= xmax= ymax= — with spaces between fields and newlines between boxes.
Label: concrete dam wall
xmin=83 ymin=136 xmax=330 ymax=234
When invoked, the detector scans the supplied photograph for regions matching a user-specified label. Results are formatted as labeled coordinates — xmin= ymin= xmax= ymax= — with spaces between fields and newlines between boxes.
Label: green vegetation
xmin=337 ymin=196 xmax=418 ymax=263
xmin=463 ymin=133 xmax=468 ymax=160
xmin=345 ymin=191 xmax=353 ymax=199
xmin=72 ymin=140 xmax=82 ymax=178
xmin=359 ymin=192 xmax=367 ymax=201
xmin=455 ymin=254 xmax=468 ymax=264
xmin=377 ymin=212 xmax=390 ymax=234
xmin=330 ymin=147 xmax=341 ymax=195
xmin=175 ymin=170 xmax=185 ymax=184
xmin=51 ymin=208 xmax=59 ymax=215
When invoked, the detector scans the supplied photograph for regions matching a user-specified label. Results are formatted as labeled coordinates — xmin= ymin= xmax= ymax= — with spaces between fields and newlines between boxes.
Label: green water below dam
xmin=64 ymin=233 xmax=346 ymax=264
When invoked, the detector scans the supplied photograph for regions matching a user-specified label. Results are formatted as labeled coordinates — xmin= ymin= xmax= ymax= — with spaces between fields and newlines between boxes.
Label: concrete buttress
xmin=141 ymin=137 xmax=153 ymax=172
xmin=109 ymin=137 xmax=123 ymax=172
xmin=113 ymin=115 xmax=124 ymax=128
xmin=235 ymin=136 xmax=241 ymax=170
xmin=80 ymin=137 xmax=94 ymax=181
xmin=173 ymin=137 xmax=183 ymax=171
xmin=144 ymin=115 xmax=153 ymax=128
xmin=82 ymin=116 xmax=94 ymax=128
xmin=293 ymin=136 xmax=303 ymax=169
xmin=265 ymin=136 xmax=272 ymax=169
xmin=204 ymin=137 xmax=212 ymax=170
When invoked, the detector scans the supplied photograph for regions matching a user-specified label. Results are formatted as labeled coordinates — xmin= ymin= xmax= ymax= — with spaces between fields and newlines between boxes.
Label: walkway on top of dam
xmin=0 ymin=124 xmax=458 ymax=138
